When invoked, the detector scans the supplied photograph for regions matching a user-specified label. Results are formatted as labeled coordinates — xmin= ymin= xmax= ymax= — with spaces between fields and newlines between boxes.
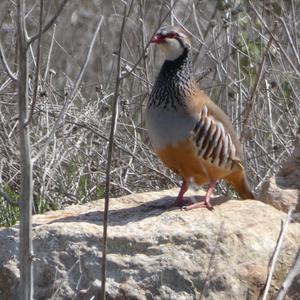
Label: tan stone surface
xmin=260 ymin=126 xmax=300 ymax=214
xmin=0 ymin=189 xmax=300 ymax=299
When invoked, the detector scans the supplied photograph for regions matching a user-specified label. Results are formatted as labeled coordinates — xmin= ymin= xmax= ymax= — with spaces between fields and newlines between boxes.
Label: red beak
xmin=151 ymin=34 xmax=164 ymax=44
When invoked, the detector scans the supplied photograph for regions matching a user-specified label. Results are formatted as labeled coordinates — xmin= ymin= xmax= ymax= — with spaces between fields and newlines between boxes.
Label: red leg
xmin=183 ymin=180 xmax=216 ymax=211
xmin=173 ymin=180 xmax=189 ymax=207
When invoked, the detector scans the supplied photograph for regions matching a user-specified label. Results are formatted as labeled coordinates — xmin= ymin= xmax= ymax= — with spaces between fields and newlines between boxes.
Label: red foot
xmin=181 ymin=180 xmax=216 ymax=211
xmin=173 ymin=180 xmax=188 ymax=207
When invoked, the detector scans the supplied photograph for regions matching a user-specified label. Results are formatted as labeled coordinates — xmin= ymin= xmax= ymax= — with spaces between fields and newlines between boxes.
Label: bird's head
xmin=151 ymin=26 xmax=191 ymax=61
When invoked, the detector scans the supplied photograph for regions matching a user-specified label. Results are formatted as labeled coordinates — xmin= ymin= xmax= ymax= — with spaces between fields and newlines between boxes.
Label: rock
xmin=260 ymin=126 xmax=300 ymax=214
xmin=1 ymin=189 xmax=300 ymax=299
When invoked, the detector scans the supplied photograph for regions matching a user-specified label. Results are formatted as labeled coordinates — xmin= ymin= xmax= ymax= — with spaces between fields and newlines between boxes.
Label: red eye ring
xmin=166 ymin=31 xmax=177 ymax=39
xmin=150 ymin=31 xmax=178 ymax=44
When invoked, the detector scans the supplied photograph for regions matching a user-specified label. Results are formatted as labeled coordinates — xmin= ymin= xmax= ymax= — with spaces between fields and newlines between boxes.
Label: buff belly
xmin=156 ymin=138 xmax=233 ymax=185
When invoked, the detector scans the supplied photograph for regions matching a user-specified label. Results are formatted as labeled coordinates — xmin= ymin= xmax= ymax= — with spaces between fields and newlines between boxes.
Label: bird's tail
xmin=223 ymin=170 xmax=255 ymax=200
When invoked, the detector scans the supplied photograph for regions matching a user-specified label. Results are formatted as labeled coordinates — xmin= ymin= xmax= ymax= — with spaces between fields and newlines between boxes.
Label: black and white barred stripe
xmin=148 ymin=49 xmax=194 ymax=111
xmin=192 ymin=105 xmax=238 ymax=170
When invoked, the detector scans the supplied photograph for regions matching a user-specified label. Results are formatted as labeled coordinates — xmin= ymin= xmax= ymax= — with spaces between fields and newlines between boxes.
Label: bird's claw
xmin=181 ymin=202 xmax=215 ymax=211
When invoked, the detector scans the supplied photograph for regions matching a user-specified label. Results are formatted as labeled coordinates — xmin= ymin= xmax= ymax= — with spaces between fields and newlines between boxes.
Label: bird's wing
xmin=190 ymin=104 xmax=243 ymax=172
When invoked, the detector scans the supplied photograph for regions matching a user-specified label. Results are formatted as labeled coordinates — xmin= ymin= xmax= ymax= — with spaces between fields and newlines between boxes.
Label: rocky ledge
xmin=0 ymin=189 xmax=300 ymax=299
xmin=260 ymin=125 xmax=300 ymax=215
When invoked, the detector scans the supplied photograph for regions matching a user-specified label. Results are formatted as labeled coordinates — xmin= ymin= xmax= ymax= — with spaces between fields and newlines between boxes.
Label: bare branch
xmin=240 ymin=25 xmax=275 ymax=141
xmin=0 ymin=39 xmax=18 ymax=81
xmin=27 ymin=0 xmax=68 ymax=45
xmin=261 ymin=208 xmax=294 ymax=300
xmin=279 ymin=17 xmax=300 ymax=68
xmin=43 ymin=24 xmax=56 ymax=83
xmin=25 ymin=0 xmax=44 ymax=126
xmin=65 ymin=120 xmax=178 ymax=185
xmin=248 ymin=0 xmax=300 ymax=78
xmin=16 ymin=0 xmax=34 ymax=297
xmin=276 ymin=246 xmax=300 ymax=300
xmin=32 ymin=16 xmax=104 ymax=163
xmin=101 ymin=3 xmax=128 ymax=298
xmin=120 ymin=0 xmax=179 ymax=80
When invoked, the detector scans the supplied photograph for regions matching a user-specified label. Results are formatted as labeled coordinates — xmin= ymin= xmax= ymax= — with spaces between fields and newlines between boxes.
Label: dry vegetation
xmin=0 ymin=0 xmax=299 ymax=226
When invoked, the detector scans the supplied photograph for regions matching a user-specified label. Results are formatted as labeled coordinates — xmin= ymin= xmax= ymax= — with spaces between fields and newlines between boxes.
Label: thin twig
xmin=236 ymin=15 xmax=242 ymax=135
xmin=291 ymin=0 xmax=299 ymax=56
xmin=248 ymin=0 xmax=300 ymax=78
xmin=170 ymin=0 xmax=174 ymax=26
xmin=0 ymin=39 xmax=18 ymax=81
xmin=101 ymin=3 xmax=127 ymax=298
xmin=276 ymin=247 xmax=300 ymax=300
xmin=240 ymin=24 xmax=275 ymax=141
xmin=28 ymin=0 xmax=68 ymax=44
xmin=25 ymin=0 xmax=44 ymax=126
xmin=51 ymin=259 xmax=80 ymax=299
xmin=120 ymin=0 xmax=179 ymax=80
xmin=43 ymin=24 xmax=56 ymax=84
xmin=261 ymin=208 xmax=294 ymax=300
xmin=16 ymin=0 xmax=34 ymax=297
xmin=65 ymin=120 xmax=178 ymax=185
xmin=279 ymin=16 xmax=300 ymax=68
xmin=32 ymin=16 xmax=104 ymax=163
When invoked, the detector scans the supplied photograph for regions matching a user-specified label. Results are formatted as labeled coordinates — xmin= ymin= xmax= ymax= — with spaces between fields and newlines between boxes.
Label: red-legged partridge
xmin=146 ymin=26 xmax=254 ymax=210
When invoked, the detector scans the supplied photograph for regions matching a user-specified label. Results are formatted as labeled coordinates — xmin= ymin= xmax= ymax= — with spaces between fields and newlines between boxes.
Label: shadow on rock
xmin=46 ymin=194 xmax=226 ymax=227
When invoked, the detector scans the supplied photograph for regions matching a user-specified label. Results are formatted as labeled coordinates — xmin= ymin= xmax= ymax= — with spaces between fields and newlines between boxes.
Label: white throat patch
xmin=160 ymin=38 xmax=184 ymax=61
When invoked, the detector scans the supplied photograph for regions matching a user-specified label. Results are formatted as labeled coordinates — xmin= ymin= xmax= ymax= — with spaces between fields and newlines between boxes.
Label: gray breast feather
xmin=146 ymin=106 xmax=196 ymax=151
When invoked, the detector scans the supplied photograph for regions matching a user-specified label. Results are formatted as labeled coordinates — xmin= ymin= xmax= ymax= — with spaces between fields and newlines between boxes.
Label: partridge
xmin=146 ymin=26 xmax=254 ymax=210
